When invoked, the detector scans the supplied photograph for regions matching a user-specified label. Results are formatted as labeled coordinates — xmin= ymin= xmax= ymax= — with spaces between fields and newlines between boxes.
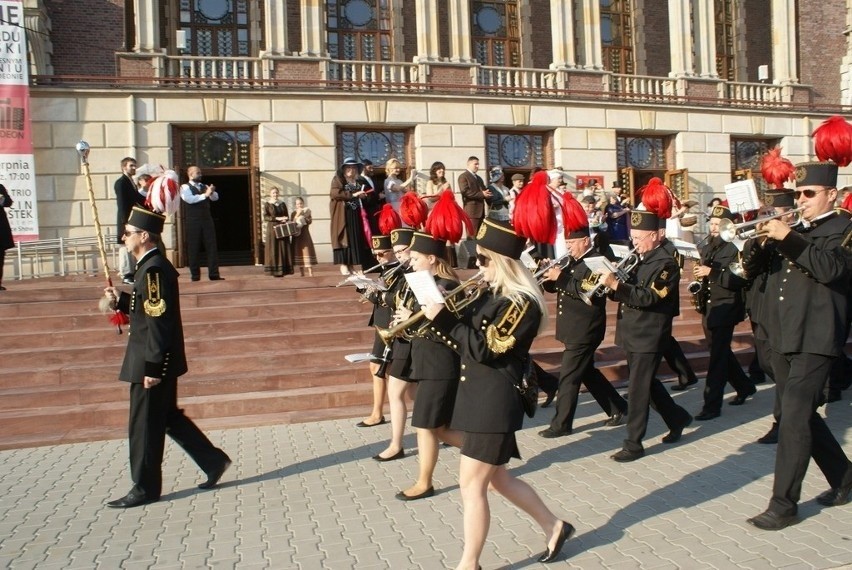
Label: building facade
xmin=17 ymin=0 xmax=852 ymax=266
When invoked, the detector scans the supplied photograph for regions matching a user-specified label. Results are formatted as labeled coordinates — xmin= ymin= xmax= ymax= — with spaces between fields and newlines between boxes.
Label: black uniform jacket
xmin=114 ymin=174 xmax=145 ymax=245
xmin=699 ymin=237 xmax=748 ymax=328
xmin=116 ymin=248 xmax=188 ymax=381
xmin=612 ymin=244 xmax=681 ymax=353
xmin=428 ymin=290 xmax=542 ymax=434
xmin=743 ymin=212 xmax=852 ymax=357
xmin=542 ymin=251 xmax=607 ymax=348
xmin=410 ymin=276 xmax=462 ymax=380
xmin=659 ymin=238 xmax=683 ymax=316
xmin=364 ymin=261 xmax=400 ymax=328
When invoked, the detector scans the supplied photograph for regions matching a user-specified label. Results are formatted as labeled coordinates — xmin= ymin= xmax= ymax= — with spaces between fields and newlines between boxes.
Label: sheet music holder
xmin=724 ymin=179 xmax=760 ymax=213
xmin=670 ymin=238 xmax=700 ymax=260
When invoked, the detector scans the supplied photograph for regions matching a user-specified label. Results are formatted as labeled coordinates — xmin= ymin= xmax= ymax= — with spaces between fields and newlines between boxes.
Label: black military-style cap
xmin=371 ymin=235 xmax=392 ymax=251
xmin=409 ymin=231 xmax=445 ymax=257
xmin=390 ymin=228 xmax=414 ymax=247
xmin=709 ymin=204 xmax=737 ymax=221
xmin=794 ymin=161 xmax=838 ymax=188
xmin=475 ymin=218 xmax=525 ymax=259
xmin=629 ymin=210 xmax=661 ymax=231
xmin=127 ymin=206 xmax=165 ymax=234
xmin=764 ymin=189 xmax=796 ymax=209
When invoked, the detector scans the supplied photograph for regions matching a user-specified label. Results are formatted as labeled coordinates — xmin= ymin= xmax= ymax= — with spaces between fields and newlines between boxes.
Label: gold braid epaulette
xmin=485 ymin=297 xmax=529 ymax=354
xmin=143 ymin=270 xmax=167 ymax=317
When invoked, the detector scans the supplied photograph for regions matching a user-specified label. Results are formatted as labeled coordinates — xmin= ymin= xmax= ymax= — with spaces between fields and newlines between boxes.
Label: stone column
xmin=693 ymin=0 xmax=717 ymax=78
xmin=300 ymin=0 xmax=326 ymax=57
xmin=549 ymin=0 xmax=576 ymax=69
xmin=668 ymin=0 xmax=693 ymax=77
xmin=447 ymin=0 xmax=473 ymax=63
xmin=263 ymin=0 xmax=289 ymax=55
xmin=771 ymin=0 xmax=798 ymax=84
xmin=414 ymin=0 xmax=440 ymax=62
xmin=134 ymin=0 xmax=159 ymax=52
xmin=579 ymin=0 xmax=603 ymax=70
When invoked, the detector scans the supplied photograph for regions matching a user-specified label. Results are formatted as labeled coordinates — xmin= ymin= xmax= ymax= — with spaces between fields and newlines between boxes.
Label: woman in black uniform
xmin=422 ymin=219 xmax=574 ymax=567
xmin=394 ymin=232 xmax=463 ymax=500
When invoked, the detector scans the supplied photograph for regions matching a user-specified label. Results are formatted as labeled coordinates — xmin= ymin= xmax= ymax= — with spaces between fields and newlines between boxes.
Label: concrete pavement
xmin=0 ymin=384 xmax=850 ymax=569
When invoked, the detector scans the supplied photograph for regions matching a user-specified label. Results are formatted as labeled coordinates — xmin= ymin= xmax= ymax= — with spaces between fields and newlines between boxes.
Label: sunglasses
xmin=123 ymin=230 xmax=143 ymax=236
xmin=793 ymin=189 xmax=827 ymax=199
xmin=476 ymin=253 xmax=491 ymax=266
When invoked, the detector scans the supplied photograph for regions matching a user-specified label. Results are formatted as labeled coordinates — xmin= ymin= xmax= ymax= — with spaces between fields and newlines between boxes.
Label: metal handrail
xmin=5 ymin=230 xmax=120 ymax=280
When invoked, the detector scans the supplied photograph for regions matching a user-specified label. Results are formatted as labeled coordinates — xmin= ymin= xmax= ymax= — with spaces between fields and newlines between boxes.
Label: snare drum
xmin=274 ymin=222 xmax=300 ymax=239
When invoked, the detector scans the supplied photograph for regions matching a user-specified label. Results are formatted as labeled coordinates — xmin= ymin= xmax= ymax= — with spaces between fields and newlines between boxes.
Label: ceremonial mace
xmin=76 ymin=140 xmax=128 ymax=334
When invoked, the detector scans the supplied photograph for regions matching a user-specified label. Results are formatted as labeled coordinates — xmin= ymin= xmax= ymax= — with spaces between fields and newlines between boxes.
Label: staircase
xmin=0 ymin=265 xmax=758 ymax=450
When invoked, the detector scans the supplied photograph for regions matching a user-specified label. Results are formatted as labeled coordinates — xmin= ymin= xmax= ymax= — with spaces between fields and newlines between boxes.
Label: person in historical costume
xmin=102 ymin=207 xmax=231 ymax=508
xmin=291 ymin=196 xmax=317 ymax=277
xmin=384 ymin=158 xmax=416 ymax=219
xmin=262 ymin=187 xmax=294 ymax=277
xmin=421 ymin=218 xmax=575 ymax=567
xmin=180 ymin=165 xmax=223 ymax=281
xmin=330 ymin=157 xmax=373 ymax=275
xmin=485 ymin=167 xmax=511 ymax=222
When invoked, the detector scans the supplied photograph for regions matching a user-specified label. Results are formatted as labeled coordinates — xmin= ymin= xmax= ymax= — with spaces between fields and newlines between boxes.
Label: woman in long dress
xmin=263 ymin=187 xmax=294 ymax=277
xmin=291 ymin=196 xmax=317 ymax=276
xmin=330 ymin=157 xmax=373 ymax=274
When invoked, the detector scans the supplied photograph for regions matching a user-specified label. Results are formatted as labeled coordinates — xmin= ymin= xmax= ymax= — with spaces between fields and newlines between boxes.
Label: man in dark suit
xmin=103 ymin=207 xmax=231 ymax=508
xmin=180 ymin=165 xmax=223 ymax=281
xmin=693 ymin=205 xmax=755 ymax=420
xmin=457 ymin=156 xmax=491 ymax=233
xmin=744 ymin=160 xmax=852 ymax=530
xmin=114 ymin=157 xmax=144 ymax=284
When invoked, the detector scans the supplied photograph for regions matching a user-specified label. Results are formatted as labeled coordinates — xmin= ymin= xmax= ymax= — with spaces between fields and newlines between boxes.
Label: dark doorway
xmin=197 ymin=173 xmax=253 ymax=266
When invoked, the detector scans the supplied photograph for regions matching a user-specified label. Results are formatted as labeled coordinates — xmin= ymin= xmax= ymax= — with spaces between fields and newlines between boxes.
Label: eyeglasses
xmin=123 ymin=230 xmax=143 ymax=237
xmin=393 ymin=247 xmax=409 ymax=254
xmin=794 ymin=189 xmax=827 ymax=199
xmin=475 ymin=253 xmax=491 ymax=267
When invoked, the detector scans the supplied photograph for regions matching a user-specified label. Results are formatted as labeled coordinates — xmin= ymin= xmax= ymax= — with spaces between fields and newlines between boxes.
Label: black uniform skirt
xmin=411 ymin=378 xmax=458 ymax=429
xmin=461 ymin=431 xmax=521 ymax=466
xmin=387 ymin=339 xmax=414 ymax=381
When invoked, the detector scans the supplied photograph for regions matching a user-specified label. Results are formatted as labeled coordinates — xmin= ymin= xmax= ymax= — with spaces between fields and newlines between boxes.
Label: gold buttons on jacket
xmin=460 ymin=376 xmax=466 ymax=381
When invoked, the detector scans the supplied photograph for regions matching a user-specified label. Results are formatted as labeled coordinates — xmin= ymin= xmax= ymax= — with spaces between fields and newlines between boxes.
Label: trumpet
xmin=533 ymin=246 xmax=595 ymax=284
xmin=336 ymin=261 xmax=389 ymax=287
xmin=377 ymin=271 xmax=486 ymax=345
xmin=580 ymin=248 xmax=641 ymax=305
xmin=718 ymin=207 xmax=806 ymax=242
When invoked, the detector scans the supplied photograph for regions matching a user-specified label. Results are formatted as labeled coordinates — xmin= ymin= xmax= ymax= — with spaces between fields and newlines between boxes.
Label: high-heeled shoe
xmin=537 ymin=520 xmax=575 ymax=563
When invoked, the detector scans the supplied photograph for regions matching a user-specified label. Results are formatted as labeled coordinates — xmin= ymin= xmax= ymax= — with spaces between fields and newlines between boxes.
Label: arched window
xmin=600 ymin=0 xmax=634 ymax=74
xmin=327 ymin=0 xmax=393 ymax=61
xmin=178 ymin=0 xmax=254 ymax=58
xmin=471 ymin=0 xmax=520 ymax=67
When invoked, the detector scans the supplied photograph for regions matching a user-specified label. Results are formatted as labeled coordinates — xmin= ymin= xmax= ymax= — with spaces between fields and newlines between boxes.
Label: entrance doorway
xmin=206 ymin=172 xmax=253 ymax=265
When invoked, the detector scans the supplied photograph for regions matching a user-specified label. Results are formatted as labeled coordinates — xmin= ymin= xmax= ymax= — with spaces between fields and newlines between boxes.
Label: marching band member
xmin=692 ymin=205 xmax=755 ymax=420
xmin=422 ymin=218 xmax=574 ymax=568
xmin=539 ymin=192 xmax=627 ymax=437
xmin=394 ymin=232 xmax=462 ymax=500
xmin=744 ymin=117 xmax=852 ymax=530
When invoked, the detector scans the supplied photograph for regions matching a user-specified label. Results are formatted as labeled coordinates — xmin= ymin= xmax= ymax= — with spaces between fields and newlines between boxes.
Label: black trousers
xmin=0 ymin=249 xmax=5 ymax=285
xmin=663 ymin=334 xmax=698 ymax=386
xmin=128 ymin=378 xmax=227 ymax=499
xmin=701 ymin=322 xmax=753 ymax=413
xmin=185 ymin=214 xmax=220 ymax=279
xmin=550 ymin=344 xmax=626 ymax=432
xmin=768 ymin=351 xmax=852 ymax=516
xmin=624 ymin=351 xmax=691 ymax=453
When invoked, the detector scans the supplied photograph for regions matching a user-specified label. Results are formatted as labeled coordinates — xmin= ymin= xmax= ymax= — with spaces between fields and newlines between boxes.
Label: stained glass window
xmin=327 ymin=0 xmax=393 ymax=62
xmin=600 ymin=0 xmax=634 ymax=74
xmin=181 ymin=129 xmax=253 ymax=168
xmin=472 ymin=1 xmax=520 ymax=67
xmin=486 ymin=132 xmax=548 ymax=170
xmin=715 ymin=0 xmax=735 ymax=81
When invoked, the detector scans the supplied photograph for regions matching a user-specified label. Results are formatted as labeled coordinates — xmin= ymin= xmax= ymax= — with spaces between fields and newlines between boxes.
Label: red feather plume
xmin=639 ymin=177 xmax=673 ymax=219
xmin=760 ymin=147 xmax=795 ymax=188
xmin=512 ymin=171 xmax=557 ymax=243
xmin=377 ymin=203 xmax=402 ymax=235
xmin=812 ymin=115 xmax=852 ymax=167
xmin=400 ymin=191 xmax=428 ymax=229
xmin=425 ymin=190 xmax=472 ymax=243
xmin=842 ymin=192 xmax=852 ymax=212
xmin=562 ymin=193 xmax=588 ymax=234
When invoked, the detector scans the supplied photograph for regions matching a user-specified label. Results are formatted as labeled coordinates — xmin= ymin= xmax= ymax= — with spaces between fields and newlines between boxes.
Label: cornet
xmin=718 ymin=207 xmax=805 ymax=242
xmin=532 ymin=246 xmax=594 ymax=284
xmin=580 ymin=248 xmax=640 ymax=305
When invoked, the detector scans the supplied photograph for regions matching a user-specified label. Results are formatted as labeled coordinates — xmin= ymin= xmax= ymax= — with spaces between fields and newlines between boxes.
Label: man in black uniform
xmin=745 ymin=159 xmax=852 ymax=530
xmin=103 ymin=207 xmax=231 ymax=508
xmin=693 ymin=205 xmax=755 ymax=420
xmin=603 ymin=210 xmax=693 ymax=462
xmin=180 ymin=165 xmax=223 ymax=281
xmin=114 ymin=157 xmax=144 ymax=284
xmin=539 ymin=194 xmax=627 ymax=437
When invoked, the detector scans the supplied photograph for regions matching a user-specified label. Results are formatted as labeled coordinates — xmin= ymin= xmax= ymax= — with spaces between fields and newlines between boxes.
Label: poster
xmin=0 ymin=0 xmax=38 ymax=241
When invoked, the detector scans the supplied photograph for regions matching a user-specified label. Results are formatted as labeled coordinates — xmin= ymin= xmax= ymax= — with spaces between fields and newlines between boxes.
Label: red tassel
xmin=639 ymin=177 xmax=673 ymax=219
xmin=512 ymin=171 xmax=557 ymax=243
xmin=400 ymin=191 xmax=428 ymax=229
xmin=377 ymin=203 xmax=402 ymax=235
xmin=109 ymin=311 xmax=130 ymax=326
xmin=562 ymin=193 xmax=588 ymax=234
xmin=760 ymin=147 xmax=795 ymax=188
xmin=425 ymin=190 xmax=472 ymax=243
xmin=812 ymin=115 xmax=852 ymax=167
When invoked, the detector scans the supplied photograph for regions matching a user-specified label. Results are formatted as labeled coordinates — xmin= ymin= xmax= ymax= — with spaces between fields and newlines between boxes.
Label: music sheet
xmin=724 ymin=179 xmax=760 ymax=213
xmin=404 ymin=270 xmax=445 ymax=306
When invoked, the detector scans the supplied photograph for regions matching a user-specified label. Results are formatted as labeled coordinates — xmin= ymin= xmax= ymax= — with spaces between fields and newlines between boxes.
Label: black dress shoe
xmin=538 ymin=427 xmax=572 ymax=438
xmin=747 ymin=510 xmax=798 ymax=530
xmin=107 ymin=490 xmax=154 ymax=508
xmin=729 ymin=385 xmax=757 ymax=406
xmin=695 ymin=409 xmax=721 ymax=421
xmin=611 ymin=448 xmax=644 ymax=462
xmin=190 ymin=276 xmax=201 ymax=282
xmin=816 ymin=482 xmax=852 ymax=507
xmin=356 ymin=416 xmax=386 ymax=427
xmin=541 ymin=391 xmax=556 ymax=408
xmin=662 ymin=414 xmax=691 ymax=444
xmin=373 ymin=449 xmax=405 ymax=462
xmin=395 ymin=486 xmax=434 ymax=501
xmin=209 ymin=276 xmax=225 ymax=281
xmin=537 ymin=520 xmax=575 ymax=563
xmin=671 ymin=378 xmax=698 ymax=391
xmin=757 ymin=423 xmax=778 ymax=444
xmin=199 ymin=459 xmax=231 ymax=489
xmin=604 ymin=410 xmax=624 ymax=427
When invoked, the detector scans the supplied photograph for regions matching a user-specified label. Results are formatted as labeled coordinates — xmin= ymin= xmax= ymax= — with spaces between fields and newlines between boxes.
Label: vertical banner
xmin=0 ymin=0 xmax=37 ymax=241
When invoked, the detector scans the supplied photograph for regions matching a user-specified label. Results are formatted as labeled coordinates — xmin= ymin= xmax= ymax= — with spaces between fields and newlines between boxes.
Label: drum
xmin=274 ymin=222 xmax=300 ymax=239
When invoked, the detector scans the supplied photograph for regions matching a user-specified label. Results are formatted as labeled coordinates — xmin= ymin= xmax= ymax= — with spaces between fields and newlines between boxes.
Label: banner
xmin=0 ymin=0 xmax=37 ymax=241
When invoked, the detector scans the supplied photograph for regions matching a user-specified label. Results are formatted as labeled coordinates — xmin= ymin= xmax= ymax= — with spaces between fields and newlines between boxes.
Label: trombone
xmin=377 ymin=271 xmax=486 ymax=345
xmin=718 ymin=207 xmax=806 ymax=242
xmin=580 ymin=248 xmax=640 ymax=305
